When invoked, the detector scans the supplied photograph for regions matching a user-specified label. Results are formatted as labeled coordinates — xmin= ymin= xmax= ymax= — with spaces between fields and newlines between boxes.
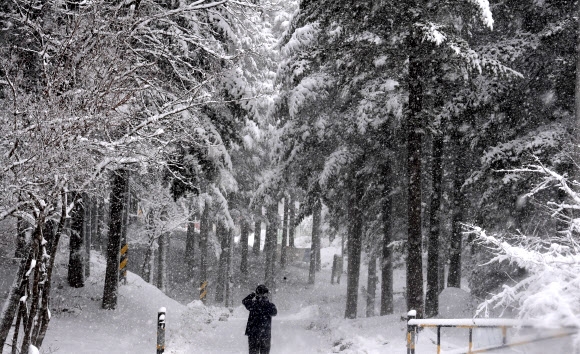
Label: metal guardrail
xmin=406 ymin=310 xmax=578 ymax=354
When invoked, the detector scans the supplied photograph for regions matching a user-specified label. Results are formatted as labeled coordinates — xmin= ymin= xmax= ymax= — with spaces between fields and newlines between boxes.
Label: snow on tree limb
xmin=0 ymin=202 xmax=30 ymax=222
xmin=468 ymin=0 xmax=494 ymax=29
xmin=280 ymin=22 xmax=320 ymax=57
xmin=319 ymin=147 xmax=353 ymax=188
xmin=417 ymin=22 xmax=447 ymax=46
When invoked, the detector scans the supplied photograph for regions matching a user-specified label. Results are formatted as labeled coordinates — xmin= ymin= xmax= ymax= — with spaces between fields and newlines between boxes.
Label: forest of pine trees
xmin=1 ymin=0 xmax=580 ymax=352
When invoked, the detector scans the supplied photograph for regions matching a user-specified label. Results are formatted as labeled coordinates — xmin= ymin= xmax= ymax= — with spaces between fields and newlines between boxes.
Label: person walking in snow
xmin=242 ymin=284 xmax=277 ymax=354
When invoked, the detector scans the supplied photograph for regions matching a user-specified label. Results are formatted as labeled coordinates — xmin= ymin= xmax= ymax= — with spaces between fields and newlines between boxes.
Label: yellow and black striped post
xmin=200 ymin=280 xmax=208 ymax=303
xmin=406 ymin=310 xmax=417 ymax=354
xmin=157 ymin=307 xmax=166 ymax=354
xmin=119 ymin=243 xmax=128 ymax=284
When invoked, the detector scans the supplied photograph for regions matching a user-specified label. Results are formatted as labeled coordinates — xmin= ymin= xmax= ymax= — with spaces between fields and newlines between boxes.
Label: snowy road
xmin=169 ymin=312 xmax=329 ymax=353
xmin=168 ymin=265 xmax=337 ymax=353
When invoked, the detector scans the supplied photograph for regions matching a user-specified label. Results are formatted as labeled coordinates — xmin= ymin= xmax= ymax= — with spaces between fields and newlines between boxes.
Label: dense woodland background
xmin=2 ymin=0 xmax=580 ymax=352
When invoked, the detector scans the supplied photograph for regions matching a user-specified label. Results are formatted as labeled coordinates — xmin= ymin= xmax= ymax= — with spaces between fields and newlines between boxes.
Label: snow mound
xmin=41 ymin=251 xmax=187 ymax=353
xmin=279 ymin=304 xmax=319 ymax=321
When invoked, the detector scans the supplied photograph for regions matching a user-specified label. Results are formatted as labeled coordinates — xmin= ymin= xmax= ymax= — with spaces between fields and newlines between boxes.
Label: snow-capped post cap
xmin=158 ymin=308 xmax=166 ymax=325
xmin=407 ymin=310 xmax=417 ymax=318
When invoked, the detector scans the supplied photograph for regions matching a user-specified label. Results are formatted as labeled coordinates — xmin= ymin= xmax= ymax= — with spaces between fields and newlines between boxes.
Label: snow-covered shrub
xmin=471 ymin=226 xmax=580 ymax=330
xmin=469 ymin=163 xmax=580 ymax=341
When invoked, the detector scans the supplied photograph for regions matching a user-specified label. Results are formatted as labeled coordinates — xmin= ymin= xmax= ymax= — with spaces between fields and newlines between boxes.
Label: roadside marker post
xmin=157 ymin=307 xmax=166 ymax=354
xmin=119 ymin=243 xmax=128 ymax=284
xmin=200 ymin=280 xmax=208 ymax=303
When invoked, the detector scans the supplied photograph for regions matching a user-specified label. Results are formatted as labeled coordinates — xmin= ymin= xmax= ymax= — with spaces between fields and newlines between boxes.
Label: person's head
xmin=255 ymin=284 xmax=269 ymax=297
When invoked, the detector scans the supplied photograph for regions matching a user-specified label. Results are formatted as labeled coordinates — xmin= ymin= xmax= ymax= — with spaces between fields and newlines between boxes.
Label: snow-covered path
xmin=168 ymin=264 xmax=342 ymax=353
xmin=169 ymin=310 xmax=329 ymax=353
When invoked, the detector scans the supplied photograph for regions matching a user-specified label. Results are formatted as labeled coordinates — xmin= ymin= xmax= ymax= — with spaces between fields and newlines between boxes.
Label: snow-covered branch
xmin=470 ymin=225 xmax=580 ymax=330
xmin=469 ymin=163 xmax=580 ymax=337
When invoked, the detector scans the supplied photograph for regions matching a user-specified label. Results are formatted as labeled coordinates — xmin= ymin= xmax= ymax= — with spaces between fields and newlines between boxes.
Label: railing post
xmin=157 ymin=307 xmax=166 ymax=354
xmin=437 ymin=326 xmax=441 ymax=354
xmin=502 ymin=326 xmax=507 ymax=345
xmin=407 ymin=309 xmax=417 ymax=354
xmin=468 ymin=327 xmax=473 ymax=353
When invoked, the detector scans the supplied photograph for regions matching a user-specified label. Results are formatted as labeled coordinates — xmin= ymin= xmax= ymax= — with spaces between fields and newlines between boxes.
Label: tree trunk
xmin=447 ymin=211 xmax=463 ymax=288
xmin=157 ymin=232 xmax=168 ymax=293
xmin=199 ymin=201 xmax=210 ymax=303
xmin=438 ymin=253 xmax=446 ymax=293
xmin=43 ymin=219 xmax=56 ymax=259
xmin=19 ymin=212 xmax=46 ymax=354
xmin=12 ymin=302 xmax=25 ymax=354
xmin=288 ymin=195 xmax=296 ymax=248
xmin=15 ymin=215 xmax=28 ymax=258
xmin=575 ymin=0 xmax=580 ymax=168
xmin=97 ymin=198 xmax=105 ymax=252
xmin=406 ymin=30 xmax=425 ymax=318
xmin=90 ymin=196 xmax=98 ymax=252
xmin=129 ymin=189 xmax=138 ymax=223
xmin=141 ymin=210 xmax=155 ymax=284
xmin=426 ymin=129 xmax=443 ymax=317
xmin=280 ymin=197 xmax=289 ymax=268
xmin=185 ymin=202 xmax=197 ymax=279
xmin=83 ymin=193 xmax=91 ymax=278
xmin=225 ymin=228 xmax=233 ymax=307
xmin=345 ymin=162 xmax=365 ymax=319
xmin=68 ymin=193 xmax=85 ymax=288
xmin=142 ymin=240 xmax=155 ymax=284
xmin=0 ymin=233 xmax=32 ymax=349
xmin=264 ymin=202 xmax=277 ymax=290
xmin=253 ymin=210 xmax=262 ymax=256
xmin=240 ymin=220 xmax=249 ymax=280
xmin=308 ymin=199 xmax=321 ymax=284
xmin=315 ymin=200 xmax=322 ymax=272
xmin=215 ymin=222 xmax=228 ymax=303
xmin=366 ymin=252 xmax=377 ymax=317
xmin=448 ymin=127 xmax=465 ymax=288
xmin=102 ymin=169 xmax=128 ymax=310
xmin=380 ymin=164 xmax=394 ymax=315
xmin=120 ymin=178 xmax=130 ymax=284
xmin=33 ymin=207 xmax=65 ymax=348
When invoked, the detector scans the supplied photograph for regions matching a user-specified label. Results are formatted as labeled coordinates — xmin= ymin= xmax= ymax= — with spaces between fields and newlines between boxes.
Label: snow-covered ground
xmin=3 ymin=239 xmax=575 ymax=354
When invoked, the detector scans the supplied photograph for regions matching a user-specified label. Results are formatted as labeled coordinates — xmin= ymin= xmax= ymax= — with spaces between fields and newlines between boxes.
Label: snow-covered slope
xmin=40 ymin=252 xmax=186 ymax=353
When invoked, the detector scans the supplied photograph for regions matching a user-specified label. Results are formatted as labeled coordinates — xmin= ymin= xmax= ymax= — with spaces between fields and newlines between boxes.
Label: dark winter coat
xmin=242 ymin=293 xmax=277 ymax=339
